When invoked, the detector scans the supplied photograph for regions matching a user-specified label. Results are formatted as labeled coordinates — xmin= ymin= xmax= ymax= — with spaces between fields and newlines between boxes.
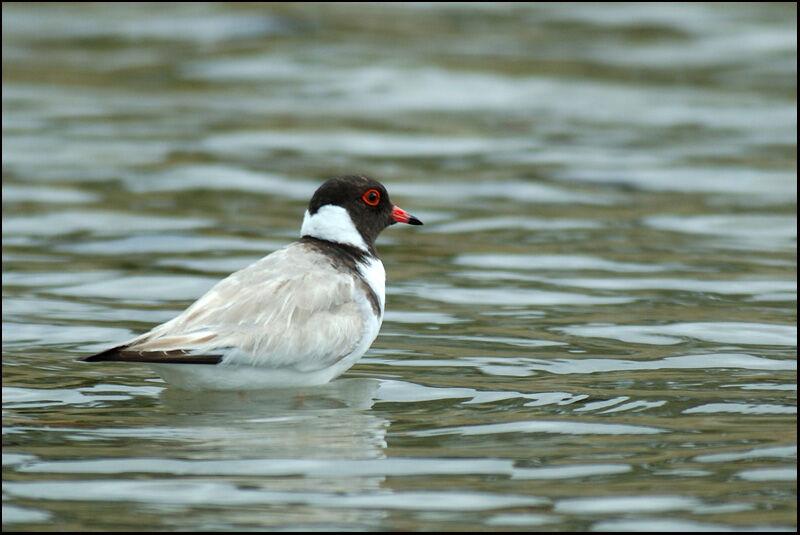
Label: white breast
xmin=358 ymin=256 xmax=386 ymax=315
xmin=335 ymin=256 xmax=384 ymax=362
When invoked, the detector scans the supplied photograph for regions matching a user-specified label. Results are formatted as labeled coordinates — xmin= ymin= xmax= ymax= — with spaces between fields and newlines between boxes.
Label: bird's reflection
xmin=156 ymin=377 xmax=387 ymax=459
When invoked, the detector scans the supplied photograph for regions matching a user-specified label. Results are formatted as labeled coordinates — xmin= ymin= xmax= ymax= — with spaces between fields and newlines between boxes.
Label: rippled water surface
xmin=2 ymin=3 xmax=796 ymax=531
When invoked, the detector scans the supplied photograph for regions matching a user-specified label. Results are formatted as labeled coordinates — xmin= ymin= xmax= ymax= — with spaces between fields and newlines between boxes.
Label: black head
xmin=305 ymin=175 xmax=422 ymax=252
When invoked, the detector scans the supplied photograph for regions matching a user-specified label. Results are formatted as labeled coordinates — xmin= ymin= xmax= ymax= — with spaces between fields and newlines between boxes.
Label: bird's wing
xmin=86 ymin=243 xmax=367 ymax=371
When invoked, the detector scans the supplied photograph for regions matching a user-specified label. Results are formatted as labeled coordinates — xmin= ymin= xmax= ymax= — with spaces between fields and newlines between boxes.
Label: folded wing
xmin=84 ymin=243 xmax=365 ymax=371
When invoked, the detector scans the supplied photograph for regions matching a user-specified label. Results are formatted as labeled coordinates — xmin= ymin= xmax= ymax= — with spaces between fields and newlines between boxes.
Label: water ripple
xmin=558 ymin=322 xmax=797 ymax=346
xmin=411 ymin=420 xmax=665 ymax=437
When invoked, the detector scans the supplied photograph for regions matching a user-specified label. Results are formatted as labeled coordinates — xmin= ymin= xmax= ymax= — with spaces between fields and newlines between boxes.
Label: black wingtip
xmin=79 ymin=345 xmax=128 ymax=362
xmin=79 ymin=345 xmax=224 ymax=365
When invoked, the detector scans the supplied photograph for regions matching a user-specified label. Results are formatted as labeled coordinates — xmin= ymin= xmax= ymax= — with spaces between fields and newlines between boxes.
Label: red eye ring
xmin=362 ymin=189 xmax=380 ymax=206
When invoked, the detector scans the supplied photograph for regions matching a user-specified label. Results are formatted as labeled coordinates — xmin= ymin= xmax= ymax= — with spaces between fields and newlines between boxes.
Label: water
xmin=2 ymin=2 xmax=796 ymax=531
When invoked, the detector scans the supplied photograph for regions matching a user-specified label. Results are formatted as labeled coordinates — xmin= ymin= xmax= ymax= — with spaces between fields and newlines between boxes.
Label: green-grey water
xmin=2 ymin=2 xmax=796 ymax=531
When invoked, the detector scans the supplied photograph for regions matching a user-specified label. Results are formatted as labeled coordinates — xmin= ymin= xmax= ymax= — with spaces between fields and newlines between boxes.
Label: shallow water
xmin=2 ymin=2 xmax=796 ymax=531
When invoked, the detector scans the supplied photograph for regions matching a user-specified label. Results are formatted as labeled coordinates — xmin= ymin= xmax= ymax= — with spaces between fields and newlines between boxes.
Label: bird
xmin=81 ymin=175 xmax=422 ymax=391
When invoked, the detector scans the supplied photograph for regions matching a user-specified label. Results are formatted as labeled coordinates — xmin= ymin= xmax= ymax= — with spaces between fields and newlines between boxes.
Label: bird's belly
xmin=148 ymin=362 xmax=352 ymax=391
xmin=148 ymin=276 xmax=385 ymax=391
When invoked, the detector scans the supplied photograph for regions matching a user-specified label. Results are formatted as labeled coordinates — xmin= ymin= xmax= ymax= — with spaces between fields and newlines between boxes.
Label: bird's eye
xmin=362 ymin=189 xmax=380 ymax=206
